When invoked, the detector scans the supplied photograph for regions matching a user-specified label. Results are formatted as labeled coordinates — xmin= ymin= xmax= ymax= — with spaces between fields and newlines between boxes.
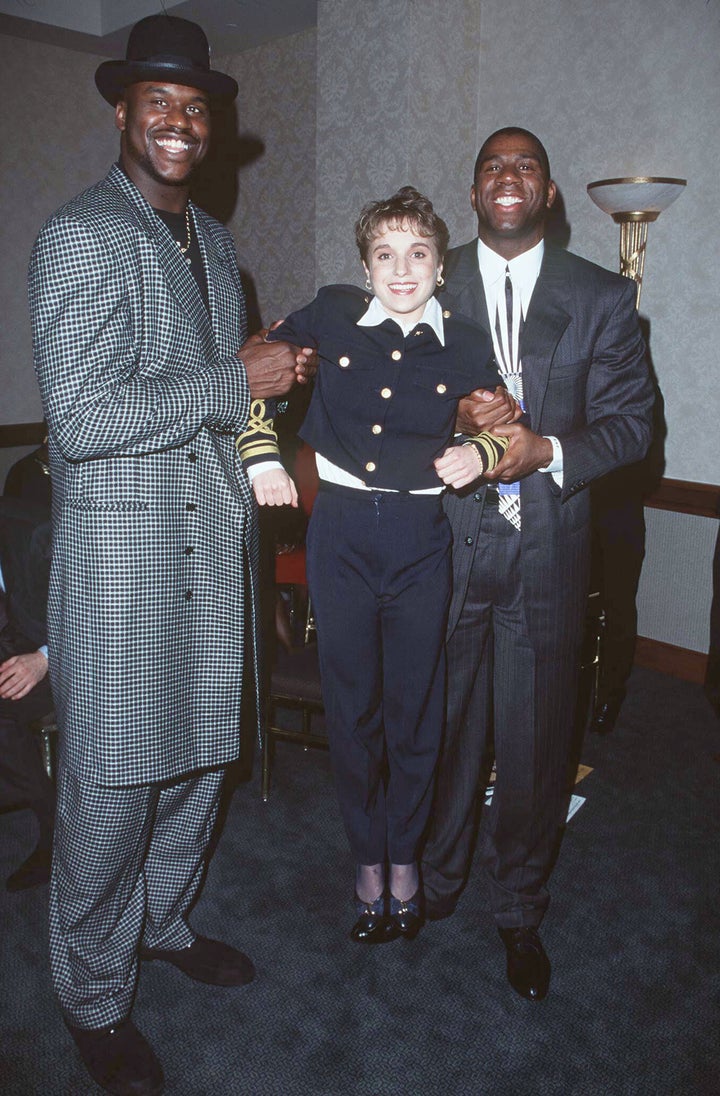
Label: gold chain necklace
xmin=176 ymin=205 xmax=192 ymax=264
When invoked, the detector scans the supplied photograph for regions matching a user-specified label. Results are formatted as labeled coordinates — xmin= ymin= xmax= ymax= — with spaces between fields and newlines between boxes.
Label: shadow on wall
xmin=191 ymin=100 xmax=265 ymax=224
xmin=545 ymin=187 xmax=571 ymax=250
xmin=191 ymin=100 xmax=266 ymax=335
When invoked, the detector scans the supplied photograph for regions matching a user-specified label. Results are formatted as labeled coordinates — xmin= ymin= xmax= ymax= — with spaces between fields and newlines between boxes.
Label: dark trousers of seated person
xmin=306 ymin=485 xmax=451 ymax=865
xmin=0 ymin=676 xmax=56 ymax=842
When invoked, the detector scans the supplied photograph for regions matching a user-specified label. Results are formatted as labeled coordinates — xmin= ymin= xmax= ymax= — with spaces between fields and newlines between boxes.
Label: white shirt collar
xmin=477 ymin=237 xmax=544 ymax=313
xmin=357 ymin=293 xmax=445 ymax=346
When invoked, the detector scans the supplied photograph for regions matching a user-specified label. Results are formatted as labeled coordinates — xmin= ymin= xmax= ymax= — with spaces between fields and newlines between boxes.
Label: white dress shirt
xmin=477 ymin=238 xmax=563 ymax=482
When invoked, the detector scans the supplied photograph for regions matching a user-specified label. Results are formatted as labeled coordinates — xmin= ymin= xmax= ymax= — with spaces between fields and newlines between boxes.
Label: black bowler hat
xmin=95 ymin=14 xmax=238 ymax=105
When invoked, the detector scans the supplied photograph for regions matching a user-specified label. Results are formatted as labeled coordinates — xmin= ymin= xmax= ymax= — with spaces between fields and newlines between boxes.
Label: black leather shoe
xmin=140 ymin=935 xmax=255 ymax=986
xmin=589 ymin=691 xmax=625 ymax=735
xmin=5 ymin=844 xmax=52 ymax=892
xmin=389 ymin=890 xmax=424 ymax=940
xmin=498 ymin=926 xmax=551 ymax=1001
xmin=65 ymin=1018 xmax=164 ymax=1096
xmin=350 ymin=893 xmax=400 ymax=944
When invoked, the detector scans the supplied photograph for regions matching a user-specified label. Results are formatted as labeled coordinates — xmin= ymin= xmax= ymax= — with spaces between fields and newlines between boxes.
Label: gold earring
xmin=436 ymin=274 xmax=445 ymax=287
xmin=365 ymin=277 xmax=372 ymax=291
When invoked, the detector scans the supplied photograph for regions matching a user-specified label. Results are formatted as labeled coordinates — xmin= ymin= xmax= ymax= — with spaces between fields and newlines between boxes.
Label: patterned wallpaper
xmin=316 ymin=0 xmax=484 ymax=287
xmin=0 ymin=37 xmax=118 ymax=426
xmin=216 ymin=29 xmax=318 ymax=326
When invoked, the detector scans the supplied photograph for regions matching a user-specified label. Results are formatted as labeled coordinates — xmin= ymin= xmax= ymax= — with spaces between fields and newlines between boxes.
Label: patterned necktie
xmin=495 ymin=267 xmax=522 ymax=530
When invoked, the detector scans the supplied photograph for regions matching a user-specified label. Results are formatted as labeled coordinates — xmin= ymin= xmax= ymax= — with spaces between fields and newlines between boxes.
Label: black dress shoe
xmin=140 ymin=935 xmax=255 ymax=986
xmin=5 ymin=844 xmax=52 ymax=892
xmin=498 ymin=926 xmax=551 ymax=1001
xmin=65 ymin=1018 xmax=164 ymax=1096
xmin=350 ymin=893 xmax=400 ymax=944
xmin=389 ymin=890 xmax=424 ymax=940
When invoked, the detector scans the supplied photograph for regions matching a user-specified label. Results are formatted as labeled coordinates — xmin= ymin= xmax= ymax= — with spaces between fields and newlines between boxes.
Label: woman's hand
xmin=434 ymin=444 xmax=484 ymax=489
xmin=252 ymin=468 xmax=299 ymax=507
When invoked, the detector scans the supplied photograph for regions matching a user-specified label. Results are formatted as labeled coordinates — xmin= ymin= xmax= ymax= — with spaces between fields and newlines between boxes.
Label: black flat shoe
xmin=389 ymin=890 xmax=424 ymax=940
xmin=65 ymin=1018 xmax=164 ymax=1096
xmin=498 ymin=926 xmax=551 ymax=1001
xmin=350 ymin=893 xmax=399 ymax=944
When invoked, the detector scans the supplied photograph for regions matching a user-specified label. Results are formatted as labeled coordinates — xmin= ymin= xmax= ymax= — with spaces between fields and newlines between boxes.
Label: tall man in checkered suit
xmin=28 ymin=15 xmax=314 ymax=1096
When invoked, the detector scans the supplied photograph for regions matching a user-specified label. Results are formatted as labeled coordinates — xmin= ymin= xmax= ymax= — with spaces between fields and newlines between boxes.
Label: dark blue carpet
xmin=1 ymin=667 xmax=718 ymax=1094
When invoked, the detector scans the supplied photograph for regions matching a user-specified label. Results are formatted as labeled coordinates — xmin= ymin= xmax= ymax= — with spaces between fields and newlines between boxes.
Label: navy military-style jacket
xmin=271 ymin=284 xmax=500 ymax=491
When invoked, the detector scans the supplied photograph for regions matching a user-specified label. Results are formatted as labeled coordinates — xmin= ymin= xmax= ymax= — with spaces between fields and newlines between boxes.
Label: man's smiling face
xmin=116 ymin=81 xmax=211 ymax=206
xmin=471 ymin=131 xmax=556 ymax=260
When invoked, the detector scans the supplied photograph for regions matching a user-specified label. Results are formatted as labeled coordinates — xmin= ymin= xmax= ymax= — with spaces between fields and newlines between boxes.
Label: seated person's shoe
xmin=350 ymin=893 xmax=399 ymax=944
xmin=498 ymin=926 xmax=551 ymax=1001
xmin=5 ymin=843 xmax=52 ymax=892
xmin=65 ymin=1018 xmax=164 ymax=1096
xmin=389 ymin=890 xmax=424 ymax=940
xmin=140 ymin=935 xmax=255 ymax=986
xmin=589 ymin=690 xmax=625 ymax=735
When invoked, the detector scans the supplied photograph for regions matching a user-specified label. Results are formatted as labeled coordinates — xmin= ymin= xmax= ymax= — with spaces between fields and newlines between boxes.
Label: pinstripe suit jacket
xmin=29 ymin=164 xmax=259 ymax=786
xmin=442 ymin=241 xmax=654 ymax=656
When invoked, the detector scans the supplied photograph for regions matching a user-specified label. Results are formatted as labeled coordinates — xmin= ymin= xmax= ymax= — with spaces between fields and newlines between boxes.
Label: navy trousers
xmin=307 ymin=485 xmax=451 ymax=865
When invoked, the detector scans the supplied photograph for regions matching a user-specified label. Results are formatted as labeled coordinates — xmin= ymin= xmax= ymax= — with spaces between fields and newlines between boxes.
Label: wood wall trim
xmin=0 ymin=422 xmax=46 ymax=448
xmin=644 ymin=477 xmax=720 ymax=519
xmin=635 ymin=636 xmax=708 ymax=684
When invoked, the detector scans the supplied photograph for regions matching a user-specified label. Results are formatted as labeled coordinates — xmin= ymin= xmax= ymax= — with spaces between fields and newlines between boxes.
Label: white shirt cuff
xmin=537 ymin=435 xmax=563 ymax=487
xmin=246 ymin=460 xmax=283 ymax=482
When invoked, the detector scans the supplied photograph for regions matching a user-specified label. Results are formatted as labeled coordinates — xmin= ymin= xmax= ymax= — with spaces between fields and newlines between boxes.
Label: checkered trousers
xmin=29 ymin=165 xmax=261 ymax=786
xmin=49 ymin=764 xmax=225 ymax=1028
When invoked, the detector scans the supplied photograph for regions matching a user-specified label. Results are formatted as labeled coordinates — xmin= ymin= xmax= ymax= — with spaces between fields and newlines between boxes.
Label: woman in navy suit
xmin=243 ymin=189 xmax=507 ymax=942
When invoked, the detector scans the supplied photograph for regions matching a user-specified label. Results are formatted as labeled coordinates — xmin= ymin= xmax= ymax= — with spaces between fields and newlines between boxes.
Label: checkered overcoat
xmin=29 ymin=164 xmax=259 ymax=786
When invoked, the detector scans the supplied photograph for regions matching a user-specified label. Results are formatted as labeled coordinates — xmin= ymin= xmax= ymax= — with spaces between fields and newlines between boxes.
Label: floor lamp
xmin=587 ymin=177 xmax=686 ymax=308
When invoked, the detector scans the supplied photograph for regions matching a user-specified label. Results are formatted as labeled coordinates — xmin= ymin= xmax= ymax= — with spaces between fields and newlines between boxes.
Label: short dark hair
xmin=355 ymin=186 xmax=450 ymax=263
xmin=473 ymin=127 xmax=551 ymax=181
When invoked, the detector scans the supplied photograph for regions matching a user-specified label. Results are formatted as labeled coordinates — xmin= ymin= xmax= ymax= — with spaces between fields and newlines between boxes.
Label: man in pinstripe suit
xmin=28 ymin=16 xmax=313 ymax=1095
xmin=421 ymin=129 xmax=654 ymax=1001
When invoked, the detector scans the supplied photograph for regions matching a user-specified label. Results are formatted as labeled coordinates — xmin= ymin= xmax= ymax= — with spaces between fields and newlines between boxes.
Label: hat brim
xmin=95 ymin=60 xmax=238 ymax=106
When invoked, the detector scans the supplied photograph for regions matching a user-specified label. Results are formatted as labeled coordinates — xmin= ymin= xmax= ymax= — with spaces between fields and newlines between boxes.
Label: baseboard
xmin=635 ymin=636 xmax=708 ymax=684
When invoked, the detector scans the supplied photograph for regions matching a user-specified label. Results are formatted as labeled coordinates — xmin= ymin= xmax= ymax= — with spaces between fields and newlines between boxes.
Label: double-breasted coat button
xmin=391 ymin=350 xmax=402 ymax=361
xmin=365 ymin=461 xmax=376 ymax=472
xmin=188 ymin=452 xmax=197 ymax=462
xmin=185 ymin=502 xmax=196 ymax=511
xmin=372 ymin=424 xmax=382 ymax=434
xmin=436 ymin=383 xmax=447 ymax=394
xmin=185 ymin=590 xmax=193 ymax=601
xmin=380 ymin=387 xmax=392 ymax=399
xmin=184 ymin=546 xmax=194 ymax=555
xmin=442 ymin=309 xmax=451 ymax=319
xmin=338 ymin=355 xmax=350 ymax=368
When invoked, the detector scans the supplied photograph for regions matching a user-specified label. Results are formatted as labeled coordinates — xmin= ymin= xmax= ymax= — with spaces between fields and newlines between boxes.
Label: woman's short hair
xmin=355 ymin=186 xmax=449 ymax=263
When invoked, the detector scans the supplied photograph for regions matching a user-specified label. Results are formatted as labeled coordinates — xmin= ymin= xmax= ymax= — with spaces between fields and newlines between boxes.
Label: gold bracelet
xmin=462 ymin=441 xmax=485 ymax=474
